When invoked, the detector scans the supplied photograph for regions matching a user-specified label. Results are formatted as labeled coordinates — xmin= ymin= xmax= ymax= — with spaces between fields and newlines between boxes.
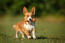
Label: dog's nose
xmin=29 ymin=18 xmax=32 ymax=21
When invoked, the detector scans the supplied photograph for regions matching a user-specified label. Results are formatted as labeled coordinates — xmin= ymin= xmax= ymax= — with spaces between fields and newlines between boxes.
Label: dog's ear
xmin=23 ymin=7 xmax=28 ymax=15
xmin=31 ymin=7 xmax=35 ymax=15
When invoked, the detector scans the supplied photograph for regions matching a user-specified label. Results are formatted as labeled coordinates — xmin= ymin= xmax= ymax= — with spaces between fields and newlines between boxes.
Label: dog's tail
xmin=13 ymin=25 xmax=16 ymax=28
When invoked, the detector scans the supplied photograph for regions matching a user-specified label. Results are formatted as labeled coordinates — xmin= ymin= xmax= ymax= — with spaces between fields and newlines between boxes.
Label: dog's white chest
xmin=24 ymin=24 xmax=35 ymax=31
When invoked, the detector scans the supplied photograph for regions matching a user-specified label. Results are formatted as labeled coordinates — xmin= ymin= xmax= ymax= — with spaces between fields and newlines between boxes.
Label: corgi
xmin=13 ymin=6 xmax=36 ymax=39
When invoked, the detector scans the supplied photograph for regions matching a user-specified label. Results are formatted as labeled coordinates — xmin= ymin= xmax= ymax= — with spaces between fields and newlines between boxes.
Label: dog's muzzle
xmin=28 ymin=16 xmax=32 ymax=21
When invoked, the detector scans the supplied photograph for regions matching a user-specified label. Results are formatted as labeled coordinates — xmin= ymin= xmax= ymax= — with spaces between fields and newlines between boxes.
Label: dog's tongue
xmin=29 ymin=21 xmax=31 ymax=23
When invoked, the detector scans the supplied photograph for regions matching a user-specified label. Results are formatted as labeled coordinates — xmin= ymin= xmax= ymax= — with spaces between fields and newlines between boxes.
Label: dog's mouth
xmin=27 ymin=20 xmax=32 ymax=24
xmin=28 ymin=21 xmax=32 ymax=23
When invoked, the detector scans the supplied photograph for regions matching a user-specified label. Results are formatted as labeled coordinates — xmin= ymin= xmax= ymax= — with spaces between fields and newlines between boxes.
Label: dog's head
xmin=23 ymin=7 xmax=36 ymax=23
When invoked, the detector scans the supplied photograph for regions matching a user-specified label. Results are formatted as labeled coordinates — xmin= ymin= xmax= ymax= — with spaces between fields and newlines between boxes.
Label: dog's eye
xmin=32 ymin=15 xmax=35 ymax=18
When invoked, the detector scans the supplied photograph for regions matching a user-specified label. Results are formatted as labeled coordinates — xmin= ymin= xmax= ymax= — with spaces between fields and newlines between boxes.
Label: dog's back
xmin=13 ymin=22 xmax=24 ymax=32
xmin=13 ymin=22 xmax=31 ymax=37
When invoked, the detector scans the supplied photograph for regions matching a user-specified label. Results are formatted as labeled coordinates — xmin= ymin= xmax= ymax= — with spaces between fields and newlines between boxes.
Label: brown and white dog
xmin=13 ymin=7 xmax=36 ymax=39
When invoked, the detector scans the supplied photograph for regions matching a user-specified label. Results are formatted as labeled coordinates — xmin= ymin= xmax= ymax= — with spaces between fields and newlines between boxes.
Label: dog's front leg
xmin=32 ymin=29 xmax=36 ymax=39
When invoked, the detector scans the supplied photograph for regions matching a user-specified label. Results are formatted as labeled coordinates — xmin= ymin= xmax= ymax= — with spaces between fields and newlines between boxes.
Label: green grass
xmin=0 ymin=16 xmax=65 ymax=43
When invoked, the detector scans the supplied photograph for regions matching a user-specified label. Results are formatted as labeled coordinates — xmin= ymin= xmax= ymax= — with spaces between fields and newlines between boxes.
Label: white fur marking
xmin=24 ymin=23 xmax=35 ymax=31
xmin=27 ymin=36 xmax=31 ymax=39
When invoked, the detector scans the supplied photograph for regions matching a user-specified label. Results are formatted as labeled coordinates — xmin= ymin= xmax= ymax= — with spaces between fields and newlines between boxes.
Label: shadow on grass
xmin=36 ymin=36 xmax=48 ymax=40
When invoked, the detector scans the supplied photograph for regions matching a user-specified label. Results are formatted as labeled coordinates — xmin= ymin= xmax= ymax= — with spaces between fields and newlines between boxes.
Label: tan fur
xmin=13 ymin=6 xmax=36 ymax=39
xmin=13 ymin=22 xmax=30 ymax=36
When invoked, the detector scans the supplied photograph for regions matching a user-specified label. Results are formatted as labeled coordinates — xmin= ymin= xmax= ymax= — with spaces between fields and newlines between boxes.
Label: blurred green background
xmin=0 ymin=0 xmax=65 ymax=16
xmin=0 ymin=0 xmax=65 ymax=43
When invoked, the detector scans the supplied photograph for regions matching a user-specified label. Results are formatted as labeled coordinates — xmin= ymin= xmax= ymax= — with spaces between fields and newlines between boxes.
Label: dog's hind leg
xmin=16 ymin=31 xmax=18 ymax=38
xmin=13 ymin=25 xmax=19 ymax=38
xmin=20 ymin=31 xmax=25 ymax=39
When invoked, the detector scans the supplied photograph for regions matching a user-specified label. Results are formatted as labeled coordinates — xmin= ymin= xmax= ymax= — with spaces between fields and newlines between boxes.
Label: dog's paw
xmin=33 ymin=37 xmax=36 ymax=40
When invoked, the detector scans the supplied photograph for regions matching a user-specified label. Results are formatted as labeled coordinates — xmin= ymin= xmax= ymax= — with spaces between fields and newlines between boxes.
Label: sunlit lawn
xmin=0 ymin=16 xmax=65 ymax=43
